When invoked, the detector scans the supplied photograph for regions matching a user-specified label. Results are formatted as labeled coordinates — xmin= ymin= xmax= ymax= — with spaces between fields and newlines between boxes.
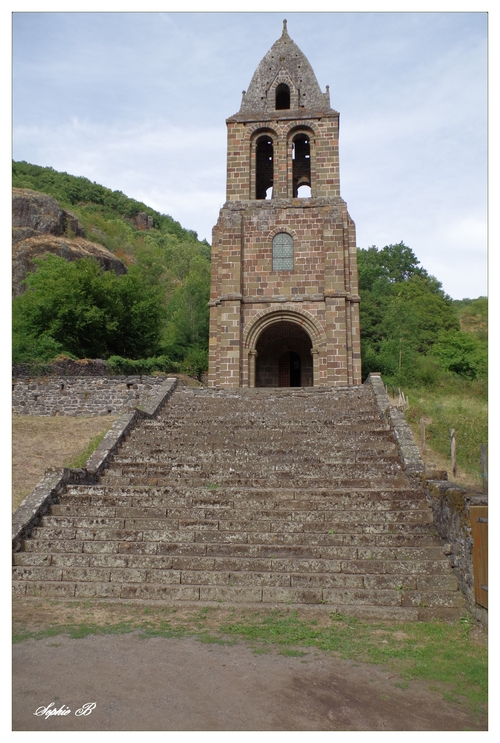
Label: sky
xmin=11 ymin=8 xmax=489 ymax=300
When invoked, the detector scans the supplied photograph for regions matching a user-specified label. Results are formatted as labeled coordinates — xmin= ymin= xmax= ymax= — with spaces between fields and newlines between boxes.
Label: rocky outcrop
xmin=12 ymin=188 xmax=127 ymax=295
xmin=13 ymin=188 xmax=85 ymax=241
xmin=130 ymin=212 xmax=154 ymax=231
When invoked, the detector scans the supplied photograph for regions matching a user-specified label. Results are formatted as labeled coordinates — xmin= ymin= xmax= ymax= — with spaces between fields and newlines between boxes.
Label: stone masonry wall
xmin=12 ymin=376 xmax=169 ymax=417
xmin=367 ymin=372 xmax=488 ymax=625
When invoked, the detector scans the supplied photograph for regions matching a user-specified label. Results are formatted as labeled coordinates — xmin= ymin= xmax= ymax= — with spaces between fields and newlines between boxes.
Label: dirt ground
xmin=12 ymin=631 xmax=487 ymax=732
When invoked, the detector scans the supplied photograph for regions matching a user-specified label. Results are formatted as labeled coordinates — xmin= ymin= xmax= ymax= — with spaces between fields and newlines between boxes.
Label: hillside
xmin=12 ymin=161 xmax=487 ymax=391
xmin=12 ymin=161 xmax=211 ymax=376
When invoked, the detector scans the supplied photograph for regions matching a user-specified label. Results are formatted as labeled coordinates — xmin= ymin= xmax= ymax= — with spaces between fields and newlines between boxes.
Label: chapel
xmin=208 ymin=20 xmax=361 ymax=387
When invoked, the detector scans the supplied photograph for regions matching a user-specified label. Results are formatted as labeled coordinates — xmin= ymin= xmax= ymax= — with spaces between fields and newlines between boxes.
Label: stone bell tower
xmin=208 ymin=20 xmax=361 ymax=388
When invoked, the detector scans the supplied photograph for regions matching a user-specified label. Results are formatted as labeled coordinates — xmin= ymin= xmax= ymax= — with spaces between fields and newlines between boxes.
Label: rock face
xmin=12 ymin=188 xmax=127 ymax=296
xmin=12 ymin=188 xmax=85 ymax=239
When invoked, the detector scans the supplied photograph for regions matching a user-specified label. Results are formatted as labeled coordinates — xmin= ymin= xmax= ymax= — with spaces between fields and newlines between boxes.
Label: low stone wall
xmin=365 ymin=372 xmax=488 ymax=625
xmin=12 ymin=375 xmax=169 ymax=417
xmin=424 ymin=480 xmax=487 ymax=625
xmin=12 ymin=378 xmax=178 ymax=552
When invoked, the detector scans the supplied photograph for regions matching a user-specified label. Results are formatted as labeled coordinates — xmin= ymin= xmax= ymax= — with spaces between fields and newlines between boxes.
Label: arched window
xmin=272 ymin=232 xmax=294 ymax=271
xmin=292 ymin=133 xmax=311 ymax=197
xmin=275 ymin=83 xmax=290 ymax=110
xmin=255 ymin=136 xmax=274 ymax=200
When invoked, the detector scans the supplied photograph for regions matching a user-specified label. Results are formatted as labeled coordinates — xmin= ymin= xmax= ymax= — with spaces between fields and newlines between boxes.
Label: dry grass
xmin=11 ymin=375 xmax=203 ymax=513
xmin=12 ymin=415 xmax=118 ymax=512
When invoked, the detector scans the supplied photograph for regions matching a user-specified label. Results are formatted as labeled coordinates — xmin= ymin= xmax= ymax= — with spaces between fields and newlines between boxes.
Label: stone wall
xmin=366 ymin=372 xmax=488 ymax=625
xmin=424 ymin=479 xmax=487 ymax=625
xmin=12 ymin=375 xmax=170 ymax=417
xmin=12 ymin=378 xmax=178 ymax=551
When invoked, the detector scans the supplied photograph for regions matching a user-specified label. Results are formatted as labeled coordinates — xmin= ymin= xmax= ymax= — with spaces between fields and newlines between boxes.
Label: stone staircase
xmin=13 ymin=385 xmax=466 ymax=620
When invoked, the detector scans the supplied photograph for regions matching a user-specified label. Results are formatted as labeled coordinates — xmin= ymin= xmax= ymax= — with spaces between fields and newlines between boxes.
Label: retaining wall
xmin=12 ymin=375 xmax=170 ymax=417
xmin=12 ymin=378 xmax=178 ymax=552
xmin=366 ymin=372 xmax=488 ymax=625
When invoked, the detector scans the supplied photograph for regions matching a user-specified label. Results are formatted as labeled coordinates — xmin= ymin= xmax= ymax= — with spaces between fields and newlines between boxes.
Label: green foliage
xmin=452 ymin=297 xmax=488 ymax=342
xmin=13 ymin=255 xmax=164 ymax=360
xmin=180 ymin=347 xmax=209 ymax=381
xmin=357 ymin=243 xmax=486 ymax=388
xmin=12 ymin=161 xmax=211 ymax=375
xmin=105 ymin=355 xmax=180 ymax=375
xmin=163 ymin=256 xmax=211 ymax=355
xmin=431 ymin=330 xmax=487 ymax=380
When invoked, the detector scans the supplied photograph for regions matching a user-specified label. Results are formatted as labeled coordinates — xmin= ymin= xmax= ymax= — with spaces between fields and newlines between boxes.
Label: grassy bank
xmin=403 ymin=382 xmax=487 ymax=490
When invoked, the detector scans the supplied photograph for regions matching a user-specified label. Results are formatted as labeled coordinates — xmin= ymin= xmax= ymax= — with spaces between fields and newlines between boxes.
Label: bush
xmin=180 ymin=347 xmax=208 ymax=381
xmin=13 ymin=255 xmax=164 ymax=362
xmin=105 ymin=355 xmax=181 ymax=376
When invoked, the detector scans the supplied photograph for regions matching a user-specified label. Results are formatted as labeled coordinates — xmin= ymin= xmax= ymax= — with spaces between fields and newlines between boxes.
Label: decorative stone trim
xmin=12 ymin=378 xmax=178 ymax=552
xmin=242 ymin=306 xmax=327 ymax=351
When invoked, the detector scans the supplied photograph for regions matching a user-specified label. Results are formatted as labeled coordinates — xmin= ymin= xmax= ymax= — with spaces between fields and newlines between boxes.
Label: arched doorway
xmin=255 ymin=321 xmax=313 ymax=387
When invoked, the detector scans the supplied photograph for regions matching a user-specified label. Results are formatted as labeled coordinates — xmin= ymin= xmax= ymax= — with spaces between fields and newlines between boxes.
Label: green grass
xmin=12 ymin=603 xmax=487 ymax=713
xmin=405 ymin=384 xmax=487 ymax=487
xmin=65 ymin=430 xmax=108 ymax=468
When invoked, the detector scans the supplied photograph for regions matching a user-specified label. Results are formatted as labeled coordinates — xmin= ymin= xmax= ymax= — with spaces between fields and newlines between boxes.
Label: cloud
xmin=11 ymin=11 xmax=488 ymax=298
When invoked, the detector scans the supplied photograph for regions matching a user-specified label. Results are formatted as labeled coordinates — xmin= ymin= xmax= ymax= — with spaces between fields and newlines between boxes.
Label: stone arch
xmin=287 ymin=124 xmax=316 ymax=198
xmin=244 ymin=308 xmax=326 ymax=387
xmin=268 ymin=71 xmax=298 ymax=109
xmin=250 ymin=127 xmax=279 ymax=200
xmin=284 ymin=121 xmax=317 ymax=138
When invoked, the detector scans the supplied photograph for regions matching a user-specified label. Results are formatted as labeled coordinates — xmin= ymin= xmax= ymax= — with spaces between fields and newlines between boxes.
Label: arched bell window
xmin=275 ymin=83 xmax=290 ymax=110
xmin=255 ymin=136 xmax=274 ymax=200
xmin=272 ymin=232 xmax=294 ymax=271
xmin=292 ymin=133 xmax=311 ymax=197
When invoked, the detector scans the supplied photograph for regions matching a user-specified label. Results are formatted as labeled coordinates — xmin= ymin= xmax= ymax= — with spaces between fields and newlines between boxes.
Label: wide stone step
xmin=97 ymin=475 xmax=410 ymax=489
xmin=41 ymin=507 xmax=433 ymax=529
xmin=14 ymin=543 xmax=449 ymax=567
xmin=12 ymin=576 xmax=465 ymax=611
xmin=31 ymin=517 xmax=437 ymax=544
xmin=12 ymin=565 xmax=459 ymax=596
xmin=22 ymin=531 xmax=443 ymax=556
xmin=63 ymin=485 xmax=426 ymax=504
xmin=50 ymin=501 xmax=432 ymax=520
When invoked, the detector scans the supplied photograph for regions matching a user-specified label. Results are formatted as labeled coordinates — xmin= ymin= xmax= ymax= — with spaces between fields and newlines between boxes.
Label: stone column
xmin=311 ymin=347 xmax=319 ymax=387
xmin=248 ymin=350 xmax=258 ymax=388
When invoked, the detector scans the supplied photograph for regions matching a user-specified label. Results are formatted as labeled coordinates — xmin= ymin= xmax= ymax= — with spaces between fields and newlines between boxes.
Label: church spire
xmin=236 ymin=21 xmax=331 ymax=116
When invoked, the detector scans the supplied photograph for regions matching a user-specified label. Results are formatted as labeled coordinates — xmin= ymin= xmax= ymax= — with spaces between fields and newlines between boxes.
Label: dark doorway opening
xmin=256 ymin=322 xmax=312 ymax=387
xmin=278 ymin=353 xmax=289 ymax=387
xmin=279 ymin=351 xmax=301 ymax=387
xmin=255 ymin=136 xmax=274 ymax=200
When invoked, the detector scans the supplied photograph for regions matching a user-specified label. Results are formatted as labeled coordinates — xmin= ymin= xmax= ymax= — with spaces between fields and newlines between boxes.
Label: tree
xmin=431 ymin=330 xmax=487 ymax=380
xmin=356 ymin=243 xmax=469 ymax=386
xmin=13 ymin=255 xmax=164 ymax=361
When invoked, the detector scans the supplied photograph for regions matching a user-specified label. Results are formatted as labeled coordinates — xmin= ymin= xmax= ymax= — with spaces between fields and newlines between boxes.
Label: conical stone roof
xmin=236 ymin=20 xmax=332 ymax=117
